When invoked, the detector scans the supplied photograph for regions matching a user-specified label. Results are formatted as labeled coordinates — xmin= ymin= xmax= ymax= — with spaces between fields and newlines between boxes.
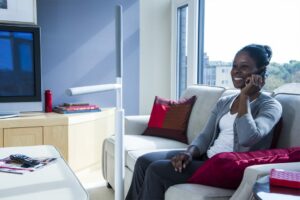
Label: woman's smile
xmin=232 ymin=76 xmax=246 ymax=88
xmin=233 ymin=77 xmax=243 ymax=81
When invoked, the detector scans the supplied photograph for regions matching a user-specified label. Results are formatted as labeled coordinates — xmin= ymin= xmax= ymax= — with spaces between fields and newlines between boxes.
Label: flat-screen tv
xmin=0 ymin=23 xmax=42 ymax=117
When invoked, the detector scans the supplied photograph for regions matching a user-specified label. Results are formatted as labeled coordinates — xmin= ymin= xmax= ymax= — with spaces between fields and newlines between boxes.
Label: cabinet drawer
xmin=4 ymin=127 xmax=43 ymax=147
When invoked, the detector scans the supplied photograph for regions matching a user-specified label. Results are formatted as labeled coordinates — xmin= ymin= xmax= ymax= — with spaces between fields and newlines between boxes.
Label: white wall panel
xmin=139 ymin=0 xmax=172 ymax=114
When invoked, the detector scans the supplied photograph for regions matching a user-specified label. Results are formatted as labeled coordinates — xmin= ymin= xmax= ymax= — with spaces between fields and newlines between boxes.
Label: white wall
xmin=139 ymin=0 xmax=172 ymax=114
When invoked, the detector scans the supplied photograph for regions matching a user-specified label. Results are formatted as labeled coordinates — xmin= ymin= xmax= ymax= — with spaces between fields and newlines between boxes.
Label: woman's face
xmin=231 ymin=51 xmax=258 ymax=89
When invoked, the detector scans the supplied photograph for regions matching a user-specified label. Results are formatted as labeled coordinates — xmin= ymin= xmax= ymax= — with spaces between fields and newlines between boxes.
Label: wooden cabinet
xmin=4 ymin=127 xmax=43 ymax=147
xmin=0 ymin=109 xmax=115 ymax=173
xmin=43 ymin=125 xmax=68 ymax=161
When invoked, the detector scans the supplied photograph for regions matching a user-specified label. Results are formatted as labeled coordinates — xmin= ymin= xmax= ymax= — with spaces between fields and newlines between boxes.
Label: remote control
xmin=9 ymin=154 xmax=40 ymax=167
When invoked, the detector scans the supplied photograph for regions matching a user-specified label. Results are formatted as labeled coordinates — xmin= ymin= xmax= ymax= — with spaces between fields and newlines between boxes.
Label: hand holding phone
xmin=242 ymin=74 xmax=264 ymax=96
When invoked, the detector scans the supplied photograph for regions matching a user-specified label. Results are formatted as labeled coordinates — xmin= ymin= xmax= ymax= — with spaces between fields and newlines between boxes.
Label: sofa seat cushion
xmin=126 ymin=148 xmax=186 ymax=171
xmin=104 ymin=135 xmax=188 ymax=171
xmin=165 ymin=183 xmax=234 ymax=200
xmin=105 ymin=135 xmax=188 ymax=154
xmin=104 ymin=135 xmax=188 ymax=163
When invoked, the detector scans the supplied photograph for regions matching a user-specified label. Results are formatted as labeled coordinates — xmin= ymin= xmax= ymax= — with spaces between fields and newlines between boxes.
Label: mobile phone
xmin=255 ymin=68 xmax=265 ymax=77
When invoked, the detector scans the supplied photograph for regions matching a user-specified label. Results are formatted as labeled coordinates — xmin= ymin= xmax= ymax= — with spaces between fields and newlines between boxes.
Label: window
xmin=171 ymin=0 xmax=198 ymax=99
xmin=177 ymin=5 xmax=188 ymax=98
xmin=199 ymin=0 xmax=300 ymax=92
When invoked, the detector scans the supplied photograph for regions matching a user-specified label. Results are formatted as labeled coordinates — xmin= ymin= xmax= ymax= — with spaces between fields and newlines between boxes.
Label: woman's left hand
xmin=171 ymin=152 xmax=192 ymax=173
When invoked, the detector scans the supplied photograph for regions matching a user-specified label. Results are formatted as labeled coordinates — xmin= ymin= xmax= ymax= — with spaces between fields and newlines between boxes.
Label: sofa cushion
xmin=143 ymin=95 xmax=196 ymax=143
xmin=181 ymin=85 xmax=225 ymax=143
xmin=273 ymin=93 xmax=300 ymax=148
xmin=104 ymin=135 xmax=188 ymax=168
xmin=126 ymin=148 xmax=186 ymax=172
xmin=165 ymin=183 xmax=234 ymax=200
xmin=125 ymin=115 xmax=150 ymax=135
xmin=188 ymin=147 xmax=300 ymax=189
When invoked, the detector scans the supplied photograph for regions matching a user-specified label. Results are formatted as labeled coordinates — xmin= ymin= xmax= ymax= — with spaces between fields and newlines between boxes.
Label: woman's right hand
xmin=171 ymin=152 xmax=192 ymax=173
xmin=241 ymin=74 xmax=264 ymax=97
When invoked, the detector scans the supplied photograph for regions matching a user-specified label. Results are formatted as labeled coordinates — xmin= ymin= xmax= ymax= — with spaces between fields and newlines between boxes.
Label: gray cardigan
xmin=191 ymin=93 xmax=282 ymax=156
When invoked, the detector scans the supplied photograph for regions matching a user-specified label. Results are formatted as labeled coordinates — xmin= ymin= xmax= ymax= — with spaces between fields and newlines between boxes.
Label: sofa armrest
xmin=230 ymin=162 xmax=300 ymax=200
xmin=125 ymin=115 xmax=150 ymax=135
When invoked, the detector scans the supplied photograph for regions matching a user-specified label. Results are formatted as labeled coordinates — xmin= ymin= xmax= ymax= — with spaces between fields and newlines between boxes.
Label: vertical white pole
xmin=115 ymin=5 xmax=124 ymax=200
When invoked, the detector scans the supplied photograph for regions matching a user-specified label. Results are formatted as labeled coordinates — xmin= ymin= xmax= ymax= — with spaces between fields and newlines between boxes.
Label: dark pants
xmin=125 ymin=150 xmax=206 ymax=200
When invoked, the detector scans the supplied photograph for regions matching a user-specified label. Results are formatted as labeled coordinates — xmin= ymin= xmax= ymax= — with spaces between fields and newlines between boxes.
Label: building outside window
xmin=200 ymin=0 xmax=300 ymax=92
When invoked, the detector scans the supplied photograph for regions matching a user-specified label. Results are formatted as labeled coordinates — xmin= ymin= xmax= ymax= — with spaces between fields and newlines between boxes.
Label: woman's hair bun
xmin=263 ymin=45 xmax=272 ymax=61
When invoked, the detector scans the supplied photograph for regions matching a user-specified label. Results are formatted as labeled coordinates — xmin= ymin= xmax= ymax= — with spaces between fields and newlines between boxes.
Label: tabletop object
xmin=0 ymin=145 xmax=88 ymax=200
xmin=253 ymin=175 xmax=300 ymax=200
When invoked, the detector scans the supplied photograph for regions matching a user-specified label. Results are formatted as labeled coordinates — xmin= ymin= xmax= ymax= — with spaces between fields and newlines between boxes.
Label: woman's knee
xmin=135 ymin=154 xmax=154 ymax=170
xmin=135 ymin=151 xmax=171 ymax=170
xmin=146 ymin=160 xmax=172 ymax=177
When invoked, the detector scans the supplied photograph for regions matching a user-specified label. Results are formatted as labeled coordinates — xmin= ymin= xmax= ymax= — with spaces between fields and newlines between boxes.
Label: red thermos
xmin=45 ymin=90 xmax=52 ymax=112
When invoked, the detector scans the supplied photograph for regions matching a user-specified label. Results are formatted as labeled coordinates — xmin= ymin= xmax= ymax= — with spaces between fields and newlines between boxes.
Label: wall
xmin=139 ymin=0 xmax=172 ymax=114
xmin=37 ymin=0 xmax=139 ymax=115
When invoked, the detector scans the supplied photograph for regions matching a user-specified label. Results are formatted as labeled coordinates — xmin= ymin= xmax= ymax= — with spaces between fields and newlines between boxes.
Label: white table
xmin=253 ymin=175 xmax=300 ymax=200
xmin=0 ymin=145 xmax=89 ymax=200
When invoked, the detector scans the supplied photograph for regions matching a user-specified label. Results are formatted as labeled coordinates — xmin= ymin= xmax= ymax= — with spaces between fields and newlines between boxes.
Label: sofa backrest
xmin=181 ymin=84 xmax=300 ymax=147
xmin=220 ymin=88 xmax=239 ymax=97
xmin=273 ymin=93 xmax=300 ymax=148
xmin=181 ymin=85 xmax=225 ymax=144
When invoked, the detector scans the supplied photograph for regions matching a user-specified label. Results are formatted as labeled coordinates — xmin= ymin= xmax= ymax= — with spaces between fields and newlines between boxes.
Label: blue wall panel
xmin=37 ymin=0 xmax=139 ymax=115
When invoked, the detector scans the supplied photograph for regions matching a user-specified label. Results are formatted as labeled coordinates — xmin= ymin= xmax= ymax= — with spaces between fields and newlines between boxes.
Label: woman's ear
xmin=262 ymin=78 xmax=265 ymax=87
xmin=255 ymin=66 xmax=266 ymax=77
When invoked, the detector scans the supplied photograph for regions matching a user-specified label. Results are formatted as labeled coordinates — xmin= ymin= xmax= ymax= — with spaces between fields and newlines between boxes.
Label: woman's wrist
xmin=237 ymin=93 xmax=250 ymax=117
xmin=186 ymin=145 xmax=201 ymax=159
xmin=239 ymin=93 xmax=250 ymax=101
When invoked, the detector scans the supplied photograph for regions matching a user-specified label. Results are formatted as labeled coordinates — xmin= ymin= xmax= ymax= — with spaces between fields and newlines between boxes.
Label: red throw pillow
xmin=188 ymin=147 xmax=300 ymax=189
xmin=143 ymin=95 xmax=197 ymax=144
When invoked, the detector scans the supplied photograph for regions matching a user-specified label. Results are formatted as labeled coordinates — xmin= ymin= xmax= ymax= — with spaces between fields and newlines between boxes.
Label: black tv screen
xmin=0 ymin=23 xmax=41 ymax=103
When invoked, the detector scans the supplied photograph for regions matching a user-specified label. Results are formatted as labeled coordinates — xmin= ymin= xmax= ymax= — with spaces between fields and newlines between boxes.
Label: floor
xmin=75 ymin=165 xmax=114 ymax=200
xmin=85 ymin=181 xmax=114 ymax=200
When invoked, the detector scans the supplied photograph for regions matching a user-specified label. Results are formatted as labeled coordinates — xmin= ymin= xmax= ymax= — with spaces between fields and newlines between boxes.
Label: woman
xmin=125 ymin=44 xmax=282 ymax=200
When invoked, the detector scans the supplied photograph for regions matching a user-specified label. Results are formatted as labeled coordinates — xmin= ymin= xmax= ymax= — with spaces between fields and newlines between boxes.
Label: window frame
xmin=171 ymin=0 xmax=199 ymax=99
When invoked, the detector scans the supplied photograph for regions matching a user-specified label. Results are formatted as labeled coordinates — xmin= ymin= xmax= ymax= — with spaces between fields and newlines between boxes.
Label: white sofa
xmin=102 ymin=84 xmax=300 ymax=200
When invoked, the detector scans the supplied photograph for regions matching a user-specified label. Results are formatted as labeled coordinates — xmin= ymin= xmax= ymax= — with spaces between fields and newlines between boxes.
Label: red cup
xmin=45 ymin=90 xmax=52 ymax=112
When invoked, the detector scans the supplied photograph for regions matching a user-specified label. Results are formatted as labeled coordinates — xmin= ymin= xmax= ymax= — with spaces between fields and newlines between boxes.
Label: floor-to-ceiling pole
xmin=115 ymin=5 xmax=124 ymax=200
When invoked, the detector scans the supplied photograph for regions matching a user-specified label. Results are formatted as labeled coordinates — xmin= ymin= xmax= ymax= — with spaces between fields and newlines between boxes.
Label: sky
xmin=204 ymin=0 xmax=300 ymax=63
